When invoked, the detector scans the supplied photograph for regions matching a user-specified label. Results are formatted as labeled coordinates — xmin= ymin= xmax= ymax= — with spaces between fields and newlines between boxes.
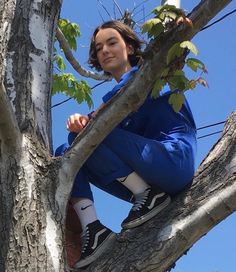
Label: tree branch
xmin=83 ymin=110 xmax=236 ymax=272
xmin=0 ymin=82 xmax=21 ymax=146
xmin=56 ymin=28 xmax=111 ymax=81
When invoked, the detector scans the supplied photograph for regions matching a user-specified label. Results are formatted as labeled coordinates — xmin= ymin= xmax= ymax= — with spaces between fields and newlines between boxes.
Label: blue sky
xmin=52 ymin=1 xmax=236 ymax=271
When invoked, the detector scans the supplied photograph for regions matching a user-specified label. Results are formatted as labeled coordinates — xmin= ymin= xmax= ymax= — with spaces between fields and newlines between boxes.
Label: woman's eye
xmin=96 ymin=47 xmax=102 ymax=52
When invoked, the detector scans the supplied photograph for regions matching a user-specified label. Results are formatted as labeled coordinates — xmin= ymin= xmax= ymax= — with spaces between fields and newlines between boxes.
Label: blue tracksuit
xmin=55 ymin=66 xmax=197 ymax=202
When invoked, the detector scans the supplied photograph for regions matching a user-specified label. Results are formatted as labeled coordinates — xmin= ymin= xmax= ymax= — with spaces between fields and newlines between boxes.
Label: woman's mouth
xmin=103 ymin=57 xmax=114 ymax=64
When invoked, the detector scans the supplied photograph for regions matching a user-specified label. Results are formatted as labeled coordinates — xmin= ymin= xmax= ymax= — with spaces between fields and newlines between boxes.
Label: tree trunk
xmin=0 ymin=135 xmax=64 ymax=271
xmin=0 ymin=1 xmax=65 ymax=271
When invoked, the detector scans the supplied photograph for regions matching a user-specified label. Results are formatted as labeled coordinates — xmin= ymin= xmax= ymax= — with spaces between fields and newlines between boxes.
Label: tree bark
xmin=0 ymin=1 xmax=64 ymax=271
xmin=4 ymin=0 xmax=58 ymax=150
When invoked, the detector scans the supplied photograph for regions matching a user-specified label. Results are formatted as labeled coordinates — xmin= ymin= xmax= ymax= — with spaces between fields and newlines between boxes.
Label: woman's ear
xmin=127 ymin=44 xmax=134 ymax=55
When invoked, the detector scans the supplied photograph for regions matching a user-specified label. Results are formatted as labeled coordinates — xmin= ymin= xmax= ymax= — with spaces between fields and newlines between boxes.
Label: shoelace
xmin=131 ymin=188 xmax=150 ymax=211
xmin=81 ymin=228 xmax=90 ymax=253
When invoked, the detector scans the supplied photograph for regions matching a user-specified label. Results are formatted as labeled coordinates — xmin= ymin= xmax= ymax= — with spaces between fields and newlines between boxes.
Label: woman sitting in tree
xmin=56 ymin=20 xmax=196 ymax=269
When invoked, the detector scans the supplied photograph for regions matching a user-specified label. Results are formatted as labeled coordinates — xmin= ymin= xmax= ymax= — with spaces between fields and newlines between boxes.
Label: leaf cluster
xmin=142 ymin=5 xmax=208 ymax=112
xmin=57 ymin=19 xmax=81 ymax=51
xmin=53 ymin=74 xmax=93 ymax=108
xmin=153 ymin=41 xmax=208 ymax=112
xmin=53 ymin=19 xmax=93 ymax=108
xmin=142 ymin=5 xmax=185 ymax=39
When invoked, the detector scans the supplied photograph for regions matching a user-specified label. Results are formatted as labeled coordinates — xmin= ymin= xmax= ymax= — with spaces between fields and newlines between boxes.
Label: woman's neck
xmin=113 ymin=64 xmax=132 ymax=82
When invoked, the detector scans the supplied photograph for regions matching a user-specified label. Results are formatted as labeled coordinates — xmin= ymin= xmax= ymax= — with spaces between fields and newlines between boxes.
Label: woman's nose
xmin=102 ymin=44 xmax=109 ymax=54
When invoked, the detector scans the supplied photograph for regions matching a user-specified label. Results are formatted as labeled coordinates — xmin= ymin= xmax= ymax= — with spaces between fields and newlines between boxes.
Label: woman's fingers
xmin=81 ymin=117 xmax=89 ymax=127
xmin=66 ymin=114 xmax=89 ymax=133
xmin=67 ymin=114 xmax=82 ymax=132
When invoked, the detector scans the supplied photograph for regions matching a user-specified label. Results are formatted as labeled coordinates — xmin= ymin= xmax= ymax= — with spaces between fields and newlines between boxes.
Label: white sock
xmin=118 ymin=172 xmax=150 ymax=195
xmin=73 ymin=199 xmax=98 ymax=233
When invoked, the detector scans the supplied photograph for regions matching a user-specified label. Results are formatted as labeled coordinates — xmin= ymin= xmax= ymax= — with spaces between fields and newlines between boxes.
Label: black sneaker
xmin=74 ymin=220 xmax=116 ymax=269
xmin=121 ymin=187 xmax=171 ymax=229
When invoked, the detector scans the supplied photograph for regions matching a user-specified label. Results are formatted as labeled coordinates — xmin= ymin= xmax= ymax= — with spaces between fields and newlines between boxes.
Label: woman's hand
xmin=66 ymin=113 xmax=89 ymax=133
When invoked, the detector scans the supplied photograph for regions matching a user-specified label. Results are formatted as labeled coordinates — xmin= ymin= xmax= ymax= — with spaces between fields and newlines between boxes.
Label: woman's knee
xmin=54 ymin=143 xmax=69 ymax=156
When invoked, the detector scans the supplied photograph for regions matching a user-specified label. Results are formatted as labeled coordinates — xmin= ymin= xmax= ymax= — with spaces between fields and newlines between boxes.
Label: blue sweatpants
xmin=55 ymin=127 xmax=195 ymax=203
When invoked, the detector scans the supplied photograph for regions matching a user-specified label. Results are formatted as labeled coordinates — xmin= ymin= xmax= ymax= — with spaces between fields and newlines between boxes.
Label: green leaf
xmin=152 ymin=6 xmax=163 ymax=16
xmin=188 ymin=79 xmax=197 ymax=89
xmin=142 ymin=18 xmax=162 ymax=34
xmin=52 ymin=76 xmax=67 ymax=95
xmin=58 ymin=18 xmax=80 ymax=51
xmin=167 ymin=42 xmax=184 ymax=65
xmin=80 ymin=80 xmax=92 ymax=95
xmin=167 ymin=70 xmax=189 ymax=91
xmin=180 ymin=41 xmax=198 ymax=55
xmin=173 ymin=70 xmax=185 ymax=77
xmin=168 ymin=92 xmax=185 ymax=112
xmin=71 ymin=23 xmax=81 ymax=37
xmin=83 ymin=90 xmax=94 ymax=108
xmin=161 ymin=67 xmax=170 ymax=77
xmin=52 ymin=74 xmax=65 ymax=94
xmin=164 ymin=5 xmax=185 ymax=16
xmin=186 ymin=58 xmax=206 ymax=72
xmin=152 ymin=5 xmax=185 ymax=17
xmin=164 ymin=12 xmax=178 ymax=20
xmin=152 ymin=79 xmax=166 ymax=98
xmin=54 ymin=54 xmax=66 ymax=71
xmin=150 ymin=23 xmax=165 ymax=38
xmin=58 ymin=19 xmax=68 ymax=28
xmin=52 ymin=74 xmax=93 ymax=108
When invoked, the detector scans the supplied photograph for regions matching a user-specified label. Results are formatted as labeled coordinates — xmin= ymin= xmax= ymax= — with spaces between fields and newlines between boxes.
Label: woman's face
xmin=95 ymin=28 xmax=134 ymax=81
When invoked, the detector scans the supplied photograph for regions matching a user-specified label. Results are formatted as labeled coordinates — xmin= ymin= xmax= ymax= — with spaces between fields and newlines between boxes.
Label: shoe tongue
xmin=87 ymin=219 xmax=100 ymax=227
xmin=135 ymin=187 xmax=150 ymax=199
xmin=81 ymin=230 xmax=87 ymax=237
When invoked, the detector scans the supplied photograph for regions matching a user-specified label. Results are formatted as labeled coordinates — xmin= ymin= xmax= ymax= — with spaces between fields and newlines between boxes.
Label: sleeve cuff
xmin=88 ymin=111 xmax=95 ymax=119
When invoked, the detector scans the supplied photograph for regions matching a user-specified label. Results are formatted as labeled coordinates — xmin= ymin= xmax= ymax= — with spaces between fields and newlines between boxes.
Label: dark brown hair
xmin=88 ymin=20 xmax=144 ymax=71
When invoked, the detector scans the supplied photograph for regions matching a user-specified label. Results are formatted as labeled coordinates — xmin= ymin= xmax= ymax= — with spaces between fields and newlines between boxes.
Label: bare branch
xmin=55 ymin=28 xmax=111 ymax=81
xmin=112 ymin=0 xmax=123 ymax=17
xmin=97 ymin=0 xmax=114 ymax=20
xmin=0 ymin=83 xmax=21 ymax=146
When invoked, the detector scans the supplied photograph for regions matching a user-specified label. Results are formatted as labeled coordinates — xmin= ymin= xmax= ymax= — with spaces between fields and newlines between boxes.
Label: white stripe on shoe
xmin=147 ymin=193 xmax=165 ymax=209
xmin=91 ymin=228 xmax=107 ymax=250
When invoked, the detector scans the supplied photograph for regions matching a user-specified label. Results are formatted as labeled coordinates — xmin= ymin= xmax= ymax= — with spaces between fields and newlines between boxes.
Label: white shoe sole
xmin=122 ymin=196 xmax=171 ymax=229
xmin=74 ymin=232 xmax=116 ymax=269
